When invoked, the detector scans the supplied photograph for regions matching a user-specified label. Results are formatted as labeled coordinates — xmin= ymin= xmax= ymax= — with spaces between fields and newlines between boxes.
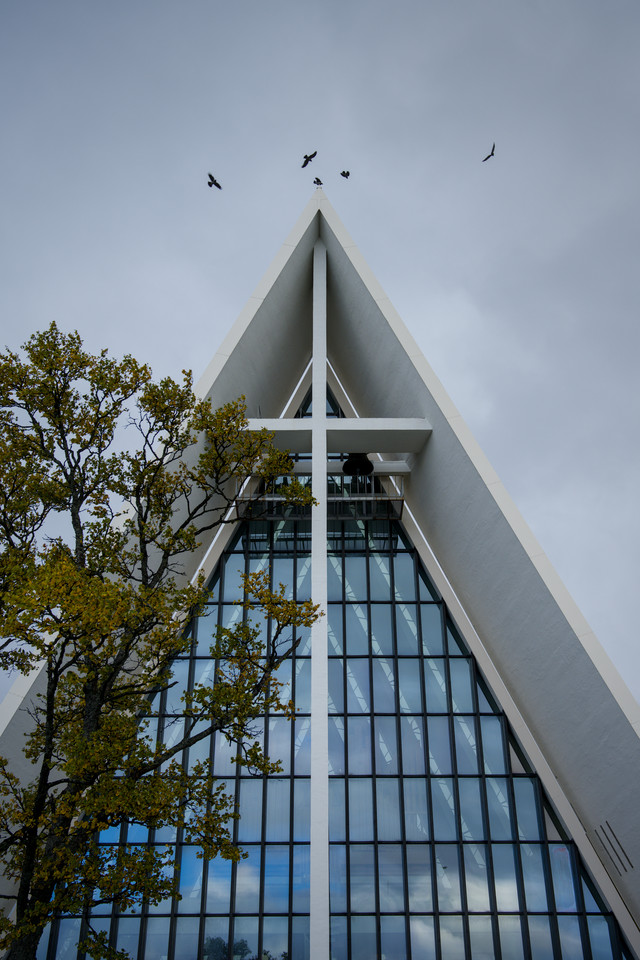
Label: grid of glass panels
xmin=326 ymin=515 xmax=634 ymax=960
xmin=42 ymin=519 xmax=312 ymax=960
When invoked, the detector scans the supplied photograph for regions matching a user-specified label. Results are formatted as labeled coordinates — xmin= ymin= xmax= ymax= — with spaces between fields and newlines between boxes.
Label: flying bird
xmin=340 ymin=170 xmax=350 ymax=179
xmin=302 ymin=151 xmax=317 ymax=168
xmin=313 ymin=177 xmax=323 ymax=186
xmin=207 ymin=173 xmax=222 ymax=189
xmin=482 ymin=143 xmax=495 ymax=162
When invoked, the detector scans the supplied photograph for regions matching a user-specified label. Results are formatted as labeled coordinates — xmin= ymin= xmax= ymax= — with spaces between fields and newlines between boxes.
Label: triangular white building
xmin=2 ymin=192 xmax=639 ymax=960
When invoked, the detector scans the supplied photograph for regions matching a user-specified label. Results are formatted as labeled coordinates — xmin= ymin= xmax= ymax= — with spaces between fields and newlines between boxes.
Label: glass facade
xmin=41 ymin=389 xmax=636 ymax=959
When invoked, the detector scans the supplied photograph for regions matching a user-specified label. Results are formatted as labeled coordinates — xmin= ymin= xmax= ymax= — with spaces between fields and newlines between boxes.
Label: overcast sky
xmin=1 ymin=0 xmax=638 ymax=703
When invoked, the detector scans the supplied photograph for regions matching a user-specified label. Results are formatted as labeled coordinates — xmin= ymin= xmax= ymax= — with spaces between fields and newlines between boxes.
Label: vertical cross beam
xmin=309 ymin=239 xmax=329 ymax=960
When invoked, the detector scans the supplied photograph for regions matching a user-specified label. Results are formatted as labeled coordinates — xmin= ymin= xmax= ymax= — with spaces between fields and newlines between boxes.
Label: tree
xmin=0 ymin=324 xmax=318 ymax=960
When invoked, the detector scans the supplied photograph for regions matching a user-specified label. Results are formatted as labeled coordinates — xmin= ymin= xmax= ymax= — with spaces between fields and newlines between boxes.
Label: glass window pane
xmin=344 ymin=556 xmax=367 ymax=601
xmin=380 ymin=915 xmax=407 ymax=960
xmin=480 ymin=715 xmax=507 ymax=775
xmin=378 ymin=845 xmax=405 ymax=911
xmin=410 ymin=916 xmax=437 ymax=960
xmin=263 ymin=846 xmax=289 ymax=912
xmin=328 ymin=717 xmax=345 ymax=776
xmin=206 ymin=855 xmax=232 ymax=913
xmin=348 ymin=717 xmax=371 ymax=774
xmin=514 ymin=778 xmax=542 ymax=840
xmin=528 ymin=915 xmax=554 ymax=960
xmin=297 ymin=555 xmax=312 ymax=601
xmin=486 ymin=777 xmax=513 ymax=840
xmin=328 ymin=605 xmax=343 ymax=654
xmin=232 ymin=918 xmax=258 ymax=960
xmin=420 ymin=603 xmax=444 ymax=654
xmin=427 ymin=715 xmax=453 ymax=775
xmin=222 ymin=554 xmax=245 ymax=601
xmin=350 ymin=846 xmax=376 ymax=912
xmin=492 ymin=844 xmax=520 ymax=910
xmin=262 ymin=917 xmax=288 ymax=960
xmin=55 ymin=919 xmax=82 ymax=960
xmin=520 ymin=843 xmax=549 ymax=911
xmin=144 ymin=917 xmax=170 ymax=960
xmin=376 ymin=778 xmax=402 ymax=840
xmin=394 ymin=553 xmax=416 ymax=601
xmin=295 ymin=716 xmax=312 ymax=774
xmin=401 ymin=716 xmax=426 ymax=775
xmin=346 ymin=660 xmax=371 ymax=714
xmin=459 ymin=778 xmax=485 ymax=841
xmin=268 ymin=716 xmax=291 ymax=775
xmin=292 ymin=918 xmax=310 ymax=960
xmin=327 ymin=556 xmax=342 ymax=601
xmin=328 ymin=659 xmax=344 ymax=714
xmin=234 ymin=847 xmax=261 ymax=912
xmin=265 ymin=779 xmax=290 ymax=841
xmin=294 ymin=778 xmax=311 ymax=841
xmin=371 ymin=657 xmax=396 ymax=713
xmin=453 ymin=715 xmax=480 ymax=774
xmin=404 ymin=779 xmax=430 ymax=840
xmin=431 ymin=778 xmax=457 ymax=840
xmin=435 ymin=845 xmax=462 ymax=910
xmin=116 ymin=918 xmax=141 ymax=957
xmin=424 ymin=659 xmax=448 ymax=712
xmin=237 ymin=780 xmax=263 ymax=841
xmin=464 ymin=844 xmax=491 ymax=911
xmin=345 ymin=604 xmax=368 ymax=654
xmin=439 ymin=915 xmax=465 ymax=960
xmin=369 ymin=554 xmax=392 ymax=601
xmin=374 ymin=716 xmax=398 ymax=774
xmin=498 ymin=916 xmax=525 ymax=960
xmin=295 ymin=658 xmax=312 ymax=712
xmin=468 ymin=916 xmax=495 ymax=960
xmin=202 ymin=918 xmax=229 ymax=959
xmin=329 ymin=778 xmax=345 ymax=841
xmin=549 ymin=844 xmax=578 ymax=912
xmin=174 ymin=918 xmax=199 ymax=960
xmin=177 ymin=846 xmax=203 ymax=913
xmin=406 ymin=845 xmax=433 ymax=911
xmin=330 ymin=844 xmax=347 ymax=913
xmin=331 ymin=916 xmax=348 ymax=960
xmin=397 ymin=659 xmax=422 ymax=712
xmin=557 ymin=915 xmax=585 ymax=960
xmin=396 ymin=604 xmax=419 ymax=654
xmin=164 ymin=660 xmax=189 ymax=714
xmin=587 ymin=916 xmax=615 ymax=960
xmin=449 ymin=658 xmax=475 ymax=712
xmin=348 ymin=778 xmax=374 ymax=841
xmin=370 ymin=604 xmax=393 ymax=655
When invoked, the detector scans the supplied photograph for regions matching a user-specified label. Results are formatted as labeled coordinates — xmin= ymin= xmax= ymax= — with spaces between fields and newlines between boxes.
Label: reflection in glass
xmin=370 ymin=604 xmax=393 ymax=655
xmin=294 ymin=778 xmax=311 ymax=841
xmin=420 ymin=603 xmax=444 ymax=654
xmin=371 ymin=658 xmax=396 ymax=713
xmin=492 ymin=843 xmax=520 ymax=910
xmin=480 ymin=715 xmax=507 ymax=774
xmin=439 ymin=915 xmax=465 ymax=960
xmin=348 ymin=779 xmax=374 ymax=841
xmin=404 ymin=778 xmax=430 ymax=840
xmin=173 ymin=918 xmax=199 ymax=960
xmin=397 ymin=659 xmax=422 ymax=713
xmin=351 ymin=916 xmax=377 ymax=960
xmin=450 ymin=658 xmax=475 ymax=713
xmin=514 ymin=777 xmax=541 ymax=840
xmin=378 ymin=845 xmax=405 ymax=912
xmin=521 ymin=843 xmax=548 ymax=911
xmin=330 ymin=844 xmax=347 ymax=913
xmin=453 ymin=715 xmax=479 ymax=774
xmin=232 ymin=917 xmax=258 ymax=960
xmin=406 ymin=845 xmax=432 ymax=911
xmin=424 ymin=659 xmax=448 ymax=712
xmin=262 ymin=916 xmax=288 ymax=958
xmin=587 ymin=915 xmax=615 ymax=960
xmin=177 ymin=846 xmax=202 ymax=913
xmin=486 ymin=777 xmax=513 ymax=840
xmin=265 ymin=779 xmax=290 ymax=841
xmin=410 ymin=916 xmax=436 ymax=960
xmin=380 ymin=915 xmax=407 ymax=960
xmin=464 ymin=844 xmax=490 ymax=911
xmin=550 ymin=843 xmax=577 ymax=911
xmin=459 ymin=778 xmax=485 ymax=841
xmin=263 ymin=845 xmax=289 ymax=912
xmin=234 ymin=846 xmax=261 ymax=913
xmin=345 ymin=604 xmax=368 ymax=654
xmin=435 ymin=845 xmax=462 ymax=911
xmin=347 ymin=716 xmax=371 ymax=775
xmin=396 ymin=604 xmax=419 ymax=654
xmin=401 ymin=715 xmax=425 ymax=775
xmin=350 ymin=846 xmax=376 ymax=912
xmin=376 ymin=778 xmax=401 ymax=840
xmin=431 ymin=778 xmax=457 ymax=840
xmin=558 ymin=915 xmax=584 ymax=960
xmin=468 ymin=916 xmax=494 ymax=960
xmin=144 ymin=918 xmax=170 ymax=960
xmin=427 ymin=715 xmax=452 ymax=775
xmin=206 ymin=855 xmax=232 ymax=913
xmin=528 ymin=914 xmax=554 ymax=960
xmin=374 ymin=716 xmax=398 ymax=774
xmin=330 ymin=916 xmax=348 ymax=960
xmin=498 ymin=916 xmax=525 ymax=960
xmin=328 ymin=717 xmax=345 ymax=775
xmin=346 ymin=660 xmax=370 ymax=714
xmin=237 ymin=779 xmax=262 ymax=841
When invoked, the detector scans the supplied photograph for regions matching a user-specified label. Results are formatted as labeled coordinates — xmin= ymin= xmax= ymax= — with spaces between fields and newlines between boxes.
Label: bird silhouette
xmin=482 ymin=143 xmax=495 ymax=162
xmin=313 ymin=177 xmax=323 ymax=186
xmin=207 ymin=173 xmax=222 ymax=189
xmin=302 ymin=151 xmax=317 ymax=168
xmin=340 ymin=170 xmax=350 ymax=179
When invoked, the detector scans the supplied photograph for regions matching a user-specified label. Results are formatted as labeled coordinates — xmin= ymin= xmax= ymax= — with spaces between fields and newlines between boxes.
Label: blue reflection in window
xmin=449 ymin=658 xmax=475 ymax=713
xmin=263 ymin=916 xmax=289 ymax=958
xmin=329 ymin=779 xmax=345 ymax=841
xmin=330 ymin=844 xmax=347 ymax=912
xmin=397 ymin=659 xmax=422 ymax=713
xmin=486 ymin=777 xmax=513 ymax=840
xmin=376 ymin=778 xmax=402 ymax=840
xmin=328 ymin=716 xmax=345 ymax=775
xmin=369 ymin=554 xmax=392 ymax=601
xmin=464 ymin=844 xmax=490 ymax=911
xmin=266 ymin=779 xmax=290 ymax=841
xmin=498 ymin=916 xmax=525 ymax=960
xmin=468 ymin=916 xmax=494 ymax=960
xmin=295 ymin=658 xmax=312 ymax=713
xmin=396 ymin=604 xmax=419 ymax=654
xmin=232 ymin=917 xmax=258 ymax=960
xmin=222 ymin=554 xmax=245 ymax=601
xmin=350 ymin=846 xmax=376 ymax=912
xmin=344 ymin=556 xmax=367 ymax=602
xmin=435 ymin=846 xmax=462 ymax=910
xmin=410 ymin=916 xmax=436 ymax=960
xmin=348 ymin=779 xmax=374 ymax=841
xmin=237 ymin=780 xmax=262 ymax=841
xmin=420 ymin=603 xmax=444 ymax=654
xmin=328 ymin=604 xmax=343 ymax=654
xmin=346 ymin=660 xmax=370 ymax=714
xmin=514 ymin=778 xmax=542 ymax=840
xmin=174 ymin=918 xmax=199 ymax=960
xmin=374 ymin=716 xmax=398 ymax=774
xmin=263 ymin=845 xmax=289 ymax=912
xmin=234 ymin=848 xmax=261 ymax=913
xmin=164 ymin=660 xmax=189 ymax=714
xmin=370 ymin=604 xmax=393 ymax=655
xmin=459 ymin=778 xmax=485 ymax=841
xmin=492 ymin=844 xmax=520 ymax=910
xmin=378 ymin=845 xmax=405 ymax=911
xmin=347 ymin=717 xmax=371 ymax=775
xmin=453 ymin=715 xmax=479 ymax=774
xmin=404 ymin=779 xmax=430 ymax=840
xmin=344 ymin=604 xmax=369 ymax=654
xmin=177 ymin=846 xmax=203 ymax=912
xmin=427 ymin=715 xmax=452 ymax=775
xmin=394 ymin=554 xmax=416 ymax=601
xmin=292 ymin=917 xmax=310 ymax=960
xmin=295 ymin=717 xmax=311 ymax=774
xmin=144 ymin=917 xmax=170 ymax=960
xmin=380 ymin=915 xmax=407 ymax=960
xmin=520 ymin=843 xmax=549 ymax=911
xmin=268 ymin=716 xmax=291 ymax=776
xmin=431 ymin=778 xmax=457 ymax=840
xmin=480 ymin=715 xmax=507 ymax=774
xmin=557 ymin=915 xmax=585 ymax=960
xmin=327 ymin=556 xmax=342 ymax=601
xmin=55 ymin=919 xmax=82 ymax=960
xmin=424 ymin=659 xmax=448 ymax=712
xmin=550 ymin=843 xmax=577 ymax=911
xmin=294 ymin=778 xmax=311 ymax=841
xmin=528 ymin=914 xmax=554 ymax=960
xmin=328 ymin=659 xmax=344 ymax=714
xmin=371 ymin=658 xmax=396 ymax=713
xmin=406 ymin=845 xmax=432 ymax=910
xmin=439 ymin=915 xmax=465 ymax=960
xmin=206 ymin=854 xmax=232 ymax=913
xmin=401 ymin=716 xmax=426 ymax=775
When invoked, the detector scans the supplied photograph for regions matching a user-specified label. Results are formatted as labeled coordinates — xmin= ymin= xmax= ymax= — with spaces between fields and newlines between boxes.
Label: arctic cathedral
xmin=3 ymin=193 xmax=640 ymax=960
